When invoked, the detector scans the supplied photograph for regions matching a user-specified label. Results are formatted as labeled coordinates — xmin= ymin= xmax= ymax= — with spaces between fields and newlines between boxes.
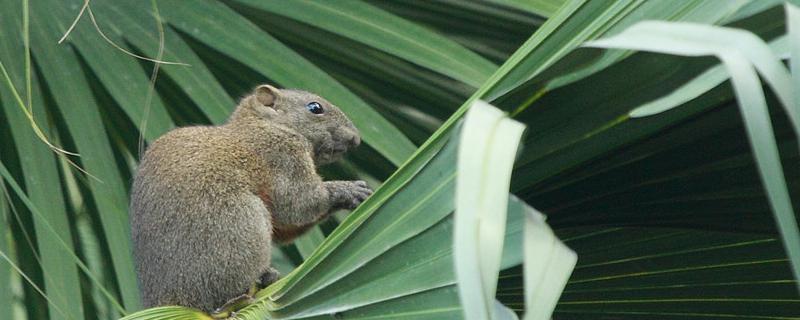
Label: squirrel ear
xmin=254 ymin=85 xmax=279 ymax=107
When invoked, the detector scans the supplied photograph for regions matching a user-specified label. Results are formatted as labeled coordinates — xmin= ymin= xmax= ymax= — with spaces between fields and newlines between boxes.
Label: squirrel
xmin=130 ymin=84 xmax=373 ymax=315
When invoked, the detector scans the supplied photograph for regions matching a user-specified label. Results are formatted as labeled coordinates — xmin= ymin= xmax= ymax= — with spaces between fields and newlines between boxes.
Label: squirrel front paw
xmin=326 ymin=180 xmax=373 ymax=210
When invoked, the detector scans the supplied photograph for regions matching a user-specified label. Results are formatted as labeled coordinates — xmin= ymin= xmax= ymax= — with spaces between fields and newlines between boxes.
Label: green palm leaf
xmin=554 ymin=227 xmax=799 ymax=319
xmin=0 ymin=180 xmax=16 ymax=320
xmin=2 ymin=0 xmax=799 ymax=319
xmin=231 ymin=0 xmax=497 ymax=88
xmin=0 ymin=2 xmax=84 ymax=319
xmin=585 ymin=18 xmax=800 ymax=290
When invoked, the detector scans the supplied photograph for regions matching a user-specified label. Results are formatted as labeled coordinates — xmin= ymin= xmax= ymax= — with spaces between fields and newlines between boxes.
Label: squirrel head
xmin=232 ymin=84 xmax=361 ymax=166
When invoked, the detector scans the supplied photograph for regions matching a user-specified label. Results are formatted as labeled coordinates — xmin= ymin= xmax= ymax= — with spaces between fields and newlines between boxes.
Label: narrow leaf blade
xmin=233 ymin=0 xmax=497 ymax=87
xmin=523 ymin=208 xmax=577 ymax=320
xmin=454 ymin=100 xmax=526 ymax=319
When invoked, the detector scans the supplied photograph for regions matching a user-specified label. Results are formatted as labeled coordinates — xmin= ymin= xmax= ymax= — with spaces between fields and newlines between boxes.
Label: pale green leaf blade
xmin=788 ymin=3 xmax=800 ymax=118
xmin=726 ymin=55 xmax=800 ymax=293
xmin=629 ymin=35 xmax=788 ymax=117
xmin=585 ymin=21 xmax=797 ymax=129
xmin=454 ymin=100 xmax=525 ymax=319
xmin=629 ymin=64 xmax=730 ymax=118
xmin=523 ymin=207 xmax=576 ymax=320
xmin=494 ymin=299 xmax=519 ymax=320
xmin=233 ymin=0 xmax=497 ymax=88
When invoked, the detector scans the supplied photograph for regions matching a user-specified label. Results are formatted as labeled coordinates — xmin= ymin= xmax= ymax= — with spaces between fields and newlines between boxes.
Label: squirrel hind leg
xmin=258 ymin=267 xmax=281 ymax=289
xmin=210 ymin=291 xmax=255 ymax=319
xmin=208 ymin=267 xmax=278 ymax=318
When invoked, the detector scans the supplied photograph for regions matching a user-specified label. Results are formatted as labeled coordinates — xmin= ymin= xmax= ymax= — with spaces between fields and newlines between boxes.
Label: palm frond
xmin=2 ymin=0 xmax=799 ymax=319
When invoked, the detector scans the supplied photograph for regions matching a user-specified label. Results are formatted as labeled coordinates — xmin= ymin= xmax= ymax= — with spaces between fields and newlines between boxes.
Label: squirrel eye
xmin=306 ymin=102 xmax=324 ymax=114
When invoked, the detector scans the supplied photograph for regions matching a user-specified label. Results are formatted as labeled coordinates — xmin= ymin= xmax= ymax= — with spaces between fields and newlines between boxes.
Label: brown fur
xmin=130 ymin=85 xmax=372 ymax=312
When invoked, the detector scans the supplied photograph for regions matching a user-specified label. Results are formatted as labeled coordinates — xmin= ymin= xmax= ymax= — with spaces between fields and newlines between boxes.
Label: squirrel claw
xmin=329 ymin=180 xmax=373 ymax=210
xmin=346 ymin=181 xmax=373 ymax=209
